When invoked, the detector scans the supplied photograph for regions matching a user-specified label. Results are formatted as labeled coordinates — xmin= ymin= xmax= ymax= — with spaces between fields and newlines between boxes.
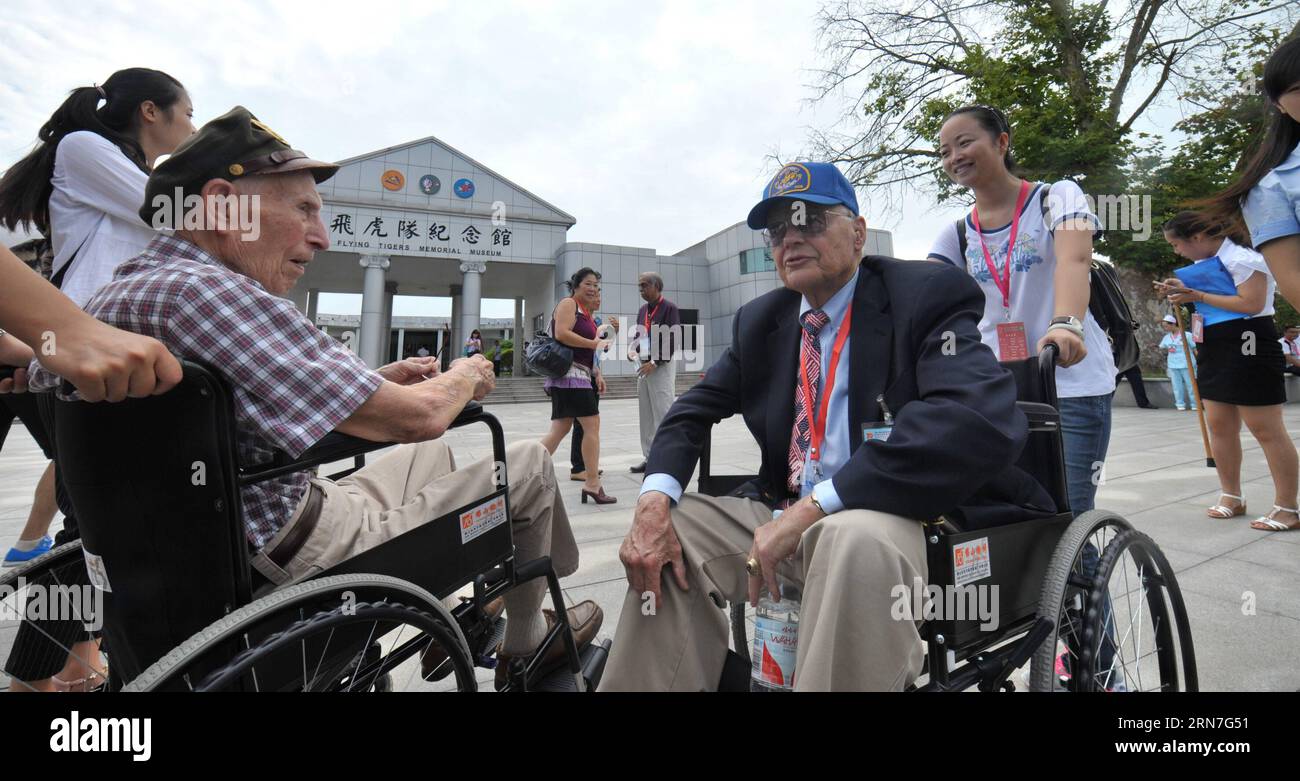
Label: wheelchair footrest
xmin=473 ymin=616 xmax=508 ymax=669
xmin=529 ymin=638 xmax=611 ymax=692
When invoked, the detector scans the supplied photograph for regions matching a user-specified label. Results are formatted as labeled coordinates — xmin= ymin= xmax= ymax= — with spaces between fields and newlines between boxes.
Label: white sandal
xmin=1251 ymin=505 xmax=1300 ymax=532
xmin=1206 ymin=493 xmax=1246 ymax=519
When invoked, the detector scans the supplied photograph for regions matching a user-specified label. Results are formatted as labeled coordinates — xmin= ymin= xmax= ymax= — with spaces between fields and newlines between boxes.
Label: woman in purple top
xmin=541 ymin=267 xmax=616 ymax=504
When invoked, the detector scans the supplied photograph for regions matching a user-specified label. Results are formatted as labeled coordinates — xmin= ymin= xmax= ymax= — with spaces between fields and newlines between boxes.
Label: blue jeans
xmin=1058 ymin=395 xmax=1113 ymax=516
xmin=1167 ymin=368 xmax=1195 ymax=410
xmin=1058 ymin=394 xmax=1119 ymax=685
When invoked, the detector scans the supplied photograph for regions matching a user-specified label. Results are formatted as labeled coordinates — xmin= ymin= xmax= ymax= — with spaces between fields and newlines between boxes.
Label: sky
xmin=0 ymin=0 xmax=1261 ymax=317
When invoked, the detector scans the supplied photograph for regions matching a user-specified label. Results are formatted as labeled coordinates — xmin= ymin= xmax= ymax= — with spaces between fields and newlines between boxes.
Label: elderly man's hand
xmin=619 ymin=492 xmax=689 ymax=612
xmin=450 ymin=354 xmax=495 ymax=400
xmin=747 ymin=497 xmax=818 ymax=605
xmin=378 ymin=356 xmax=440 ymax=385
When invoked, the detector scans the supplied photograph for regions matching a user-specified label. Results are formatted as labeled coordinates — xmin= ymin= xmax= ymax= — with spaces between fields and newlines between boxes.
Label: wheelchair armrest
xmin=243 ymin=402 xmax=491 ymax=484
xmin=1016 ymin=401 xmax=1059 ymax=432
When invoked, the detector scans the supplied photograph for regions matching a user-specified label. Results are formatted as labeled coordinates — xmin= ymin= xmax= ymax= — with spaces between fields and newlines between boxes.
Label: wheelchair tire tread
xmin=124 ymin=573 xmax=468 ymax=692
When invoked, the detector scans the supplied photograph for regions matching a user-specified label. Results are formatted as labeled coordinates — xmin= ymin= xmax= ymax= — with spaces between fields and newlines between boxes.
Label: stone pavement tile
xmin=1223 ymin=536 xmax=1300 ymax=576
xmin=1173 ymin=555 xmax=1300 ymax=621
xmin=1177 ymin=589 xmax=1300 ymax=692
xmin=1117 ymin=502 xmax=1279 ymax=558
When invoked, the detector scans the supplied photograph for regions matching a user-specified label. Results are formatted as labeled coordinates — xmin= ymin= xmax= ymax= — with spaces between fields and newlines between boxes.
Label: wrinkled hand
xmin=378 ymin=356 xmax=440 ymax=385
xmin=450 ymin=354 xmax=495 ymax=400
xmin=1037 ymin=328 xmax=1087 ymax=368
xmin=620 ymin=492 xmax=689 ymax=610
xmin=40 ymin=321 xmax=182 ymax=402
xmin=637 ymin=361 xmax=656 ymax=377
xmin=747 ymin=501 xmax=814 ymax=605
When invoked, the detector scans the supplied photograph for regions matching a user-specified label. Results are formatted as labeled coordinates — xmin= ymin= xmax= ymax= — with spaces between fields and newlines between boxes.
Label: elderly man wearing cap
xmin=600 ymin=162 xmax=1053 ymax=691
xmin=30 ymin=107 xmax=599 ymax=686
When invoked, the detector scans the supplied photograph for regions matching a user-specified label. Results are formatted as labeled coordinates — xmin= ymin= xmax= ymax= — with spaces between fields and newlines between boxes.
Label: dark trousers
xmin=3 ymin=394 xmax=90 ymax=683
xmin=1117 ymin=365 xmax=1152 ymax=406
xmin=570 ymin=394 xmax=599 ymax=473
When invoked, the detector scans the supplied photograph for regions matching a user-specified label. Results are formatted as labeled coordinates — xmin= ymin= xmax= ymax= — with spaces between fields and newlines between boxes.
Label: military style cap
xmin=140 ymin=105 xmax=338 ymax=224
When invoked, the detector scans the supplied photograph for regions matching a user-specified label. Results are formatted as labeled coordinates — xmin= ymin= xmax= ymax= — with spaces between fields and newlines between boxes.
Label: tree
xmin=809 ymin=0 xmax=1295 ymax=223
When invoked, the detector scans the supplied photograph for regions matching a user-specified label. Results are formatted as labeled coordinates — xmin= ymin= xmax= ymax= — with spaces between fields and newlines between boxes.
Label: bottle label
xmin=751 ymin=614 xmax=798 ymax=689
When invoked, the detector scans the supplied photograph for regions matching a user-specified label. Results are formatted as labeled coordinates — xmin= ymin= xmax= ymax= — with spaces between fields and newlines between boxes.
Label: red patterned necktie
xmin=788 ymin=309 xmax=830 ymax=493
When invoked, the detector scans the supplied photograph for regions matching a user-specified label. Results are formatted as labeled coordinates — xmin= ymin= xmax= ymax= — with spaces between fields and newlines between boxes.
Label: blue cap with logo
xmin=746 ymin=162 xmax=860 ymax=229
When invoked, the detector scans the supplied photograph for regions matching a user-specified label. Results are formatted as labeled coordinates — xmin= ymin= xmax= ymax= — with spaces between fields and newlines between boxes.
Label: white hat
xmin=1163 ymin=314 xmax=1177 ymax=324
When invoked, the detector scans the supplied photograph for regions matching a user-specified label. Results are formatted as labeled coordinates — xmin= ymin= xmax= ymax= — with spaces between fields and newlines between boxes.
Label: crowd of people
xmin=1 ymin=32 xmax=1299 ymax=691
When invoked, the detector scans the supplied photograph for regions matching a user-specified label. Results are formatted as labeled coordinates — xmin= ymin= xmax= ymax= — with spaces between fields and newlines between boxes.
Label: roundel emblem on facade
xmin=454 ymin=178 xmax=475 ymax=198
xmin=419 ymin=174 xmax=441 ymax=195
xmin=381 ymin=170 xmax=405 ymax=191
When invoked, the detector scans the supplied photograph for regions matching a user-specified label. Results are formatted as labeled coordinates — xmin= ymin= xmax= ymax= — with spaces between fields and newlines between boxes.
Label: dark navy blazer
xmin=645 ymin=255 xmax=1055 ymax=529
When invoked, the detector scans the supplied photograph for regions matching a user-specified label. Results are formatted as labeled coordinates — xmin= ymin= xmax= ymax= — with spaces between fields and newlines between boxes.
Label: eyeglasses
xmin=762 ymin=209 xmax=853 ymax=246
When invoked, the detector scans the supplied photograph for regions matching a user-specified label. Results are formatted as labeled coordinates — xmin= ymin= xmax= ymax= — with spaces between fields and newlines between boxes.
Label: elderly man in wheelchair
xmin=601 ymin=162 xmax=1195 ymax=692
xmin=21 ymin=107 xmax=603 ymax=692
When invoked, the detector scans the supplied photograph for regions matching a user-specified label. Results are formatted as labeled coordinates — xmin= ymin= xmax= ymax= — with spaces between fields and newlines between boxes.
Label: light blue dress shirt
xmin=641 ymin=269 xmax=859 ymax=515
xmin=1243 ymin=143 xmax=1300 ymax=248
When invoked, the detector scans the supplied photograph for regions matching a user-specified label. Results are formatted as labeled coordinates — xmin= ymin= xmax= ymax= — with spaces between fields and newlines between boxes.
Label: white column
xmin=396 ymin=328 xmax=406 ymax=359
xmin=358 ymin=255 xmax=390 ymax=368
xmin=306 ymin=288 xmax=320 ymax=326
xmin=459 ymin=260 xmax=486 ymax=353
xmin=513 ymin=296 xmax=525 ymax=376
xmin=380 ymin=280 xmax=398 ymax=363
xmin=449 ymin=285 xmax=462 ymax=364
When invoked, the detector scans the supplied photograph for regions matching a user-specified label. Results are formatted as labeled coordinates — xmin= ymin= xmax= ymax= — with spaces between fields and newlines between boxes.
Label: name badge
xmin=862 ymin=421 xmax=892 ymax=443
xmin=995 ymin=321 xmax=1030 ymax=361
xmin=1190 ymin=313 xmax=1204 ymax=344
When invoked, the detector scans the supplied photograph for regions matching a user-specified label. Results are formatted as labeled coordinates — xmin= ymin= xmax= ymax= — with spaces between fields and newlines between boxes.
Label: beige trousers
xmin=637 ymin=359 xmax=676 ymax=459
xmin=599 ymin=493 xmax=928 ymax=691
xmin=252 ymin=440 xmax=578 ymax=623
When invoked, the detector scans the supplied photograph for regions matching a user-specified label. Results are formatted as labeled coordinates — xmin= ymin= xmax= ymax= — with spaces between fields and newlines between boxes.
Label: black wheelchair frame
xmin=700 ymin=346 xmax=1197 ymax=692
xmin=42 ymin=359 xmax=606 ymax=692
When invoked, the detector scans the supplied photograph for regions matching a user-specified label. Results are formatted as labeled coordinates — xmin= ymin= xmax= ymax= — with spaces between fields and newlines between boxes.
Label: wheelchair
xmin=700 ymin=346 xmax=1198 ymax=692
xmin=2 ymin=359 xmax=608 ymax=692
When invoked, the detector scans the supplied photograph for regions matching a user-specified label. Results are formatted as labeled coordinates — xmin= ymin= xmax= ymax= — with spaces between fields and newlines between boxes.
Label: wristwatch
xmin=809 ymin=492 xmax=827 ymax=516
xmin=1049 ymin=315 xmax=1083 ymax=329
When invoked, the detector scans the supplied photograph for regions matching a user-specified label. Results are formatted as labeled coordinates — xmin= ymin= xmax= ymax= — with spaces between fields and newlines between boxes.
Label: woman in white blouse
xmin=0 ymin=67 xmax=194 ymax=306
xmin=1159 ymin=211 xmax=1297 ymax=532
xmin=0 ymin=67 xmax=192 ymax=691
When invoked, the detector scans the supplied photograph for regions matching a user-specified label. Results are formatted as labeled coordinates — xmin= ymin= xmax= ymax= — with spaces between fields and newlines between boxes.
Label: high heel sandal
xmin=1206 ymin=493 xmax=1245 ymax=519
xmin=1250 ymin=505 xmax=1300 ymax=532
xmin=581 ymin=486 xmax=617 ymax=505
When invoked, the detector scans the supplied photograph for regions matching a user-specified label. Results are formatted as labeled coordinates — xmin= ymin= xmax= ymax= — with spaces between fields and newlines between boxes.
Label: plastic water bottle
xmin=750 ymin=579 xmax=801 ymax=692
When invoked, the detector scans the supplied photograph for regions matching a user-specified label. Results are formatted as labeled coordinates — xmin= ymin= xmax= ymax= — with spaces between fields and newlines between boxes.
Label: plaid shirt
xmin=32 ymin=235 xmax=383 ymax=548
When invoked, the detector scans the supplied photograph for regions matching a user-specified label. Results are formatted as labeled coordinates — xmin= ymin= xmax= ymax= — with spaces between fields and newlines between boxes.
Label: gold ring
xmin=745 ymin=557 xmax=761 ymax=576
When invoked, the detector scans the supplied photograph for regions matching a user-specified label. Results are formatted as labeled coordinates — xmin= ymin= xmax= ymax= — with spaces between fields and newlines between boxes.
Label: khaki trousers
xmin=252 ymin=441 xmax=579 ymax=612
xmin=599 ymin=493 xmax=927 ymax=691
xmin=637 ymin=359 xmax=676 ymax=459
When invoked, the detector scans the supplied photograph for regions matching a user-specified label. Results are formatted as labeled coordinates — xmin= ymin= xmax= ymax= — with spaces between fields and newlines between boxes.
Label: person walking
xmin=539 ymin=268 xmax=615 ymax=504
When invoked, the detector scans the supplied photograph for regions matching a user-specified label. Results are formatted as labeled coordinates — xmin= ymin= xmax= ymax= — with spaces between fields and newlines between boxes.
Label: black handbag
xmin=524 ymin=326 xmax=574 ymax=379
xmin=952 ymin=184 xmax=1142 ymax=374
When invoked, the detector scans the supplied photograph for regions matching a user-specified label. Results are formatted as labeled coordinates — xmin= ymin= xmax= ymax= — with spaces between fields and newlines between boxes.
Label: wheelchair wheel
xmin=125 ymin=574 xmax=476 ymax=692
xmin=1076 ymin=530 xmax=1197 ymax=692
xmin=0 ymin=540 xmax=107 ymax=693
xmin=1029 ymin=510 xmax=1132 ymax=692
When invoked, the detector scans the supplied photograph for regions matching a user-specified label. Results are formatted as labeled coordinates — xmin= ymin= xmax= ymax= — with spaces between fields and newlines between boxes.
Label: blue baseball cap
xmin=746 ymin=162 xmax=860 ymax=230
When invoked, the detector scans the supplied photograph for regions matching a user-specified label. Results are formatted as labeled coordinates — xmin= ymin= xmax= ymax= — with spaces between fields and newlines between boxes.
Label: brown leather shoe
xmin=494 ymin=600 xmax=604 ymax=689
xmin=421 ymin=596 xmax=504 ymax=681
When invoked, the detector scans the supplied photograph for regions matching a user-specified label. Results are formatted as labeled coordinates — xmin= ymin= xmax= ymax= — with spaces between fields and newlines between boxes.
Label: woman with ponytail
xmin=1198 ymin=37 xmax=1300 ymax=309
xmin=0 ymin=67 xmax=193 ymax=306
xmin=0 ymin=68 xmax=191 ymax=691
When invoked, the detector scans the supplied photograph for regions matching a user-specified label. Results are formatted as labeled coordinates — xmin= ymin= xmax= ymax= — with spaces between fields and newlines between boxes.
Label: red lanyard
xmin=970 ymin=180 xmax=1030 ymax=312
xmin=643 ymin=300 xmax=662 ymax=333
xmin=575 ymin=300 xmax=592 ymax=322
xmin=800 ymin=304 xmax=853 ymax=462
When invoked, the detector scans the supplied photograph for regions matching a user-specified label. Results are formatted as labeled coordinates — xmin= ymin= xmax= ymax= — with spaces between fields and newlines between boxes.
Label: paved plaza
xmin=2 ymin=396 xmax=1297 ymax=691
